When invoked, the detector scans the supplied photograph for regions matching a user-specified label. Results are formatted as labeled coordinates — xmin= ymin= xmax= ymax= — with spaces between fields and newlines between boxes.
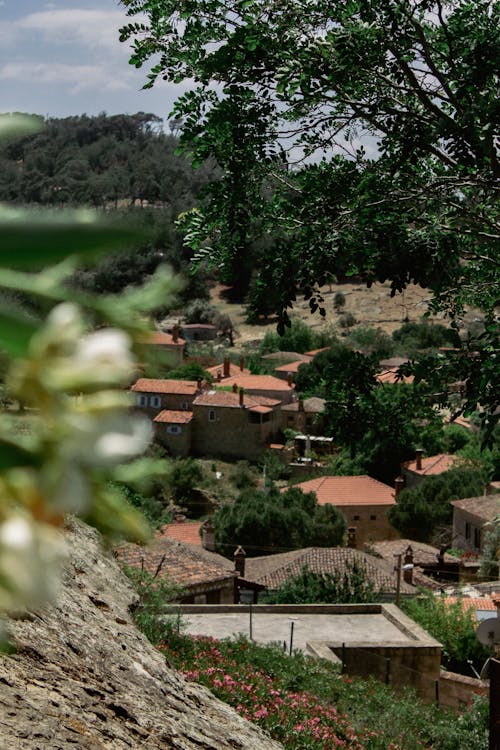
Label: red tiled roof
xmin=244 ymin=547 xmax=415 ymax=594
xmin=445 ymin=596 xmax=497 ymax=613
xmin=114 ymin=538 xmax=235 ymax=590
xmin=153 ymin=410 xmax=193 ymax=424
xmin=157 ymin=522 xmax=202 ymax=546
xmin=404 ymin=453 xmax=458 ymax=476
xmin=131 ymin=378 xmax=199 ymax=395
xmin=142 ymin=331 xmax=185 ymax=347
xmin=288 ymin=475 xmax=396 ymax=507
xmin=274 ymin=360 xmax=309 ymax=375
xmin=206 ymin=362 xmax=251 ymax=378
xmin=376 ymin=368 xmax=414 ymax=385
xmin=193 ymin=390 xmax=280 ymax=408
xmin=305 ymin=347 xmax=330 ymax=357
xmin=220 ymin=374 xmax=295 ymax=391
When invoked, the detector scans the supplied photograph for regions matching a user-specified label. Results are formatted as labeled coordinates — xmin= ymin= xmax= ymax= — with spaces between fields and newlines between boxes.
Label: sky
xmin=0 ymin=0 xmax=182 ymax=124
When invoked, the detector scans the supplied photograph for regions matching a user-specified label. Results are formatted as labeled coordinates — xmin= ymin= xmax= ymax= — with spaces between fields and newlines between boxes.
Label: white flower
xmin=73 ymin=328 xmax=134 ymax=384
xmin=63 ymin=412 xmax=152 ymax=468
xmin=0 ymin=514 xmax=67 ymax=611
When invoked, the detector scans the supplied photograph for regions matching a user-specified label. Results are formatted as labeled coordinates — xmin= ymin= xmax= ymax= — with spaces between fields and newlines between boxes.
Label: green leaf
xmin=0 ymin=307 xmax=38 ymax=357
xmin=0 ymin=206 xmax=147 ymax=269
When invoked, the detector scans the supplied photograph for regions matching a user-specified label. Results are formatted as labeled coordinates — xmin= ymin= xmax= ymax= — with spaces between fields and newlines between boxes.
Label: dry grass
xmin=209 ymin=281 xmax=441 ymax=346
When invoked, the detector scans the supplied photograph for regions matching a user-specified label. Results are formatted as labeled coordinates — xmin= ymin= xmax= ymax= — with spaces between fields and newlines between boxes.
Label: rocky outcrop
xmin=0 ymin=519 xmax=282 ymax=749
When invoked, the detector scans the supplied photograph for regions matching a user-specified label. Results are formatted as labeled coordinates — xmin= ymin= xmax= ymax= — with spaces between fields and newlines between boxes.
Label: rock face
xmin=0 ymin=519 xmax=282 ymax=750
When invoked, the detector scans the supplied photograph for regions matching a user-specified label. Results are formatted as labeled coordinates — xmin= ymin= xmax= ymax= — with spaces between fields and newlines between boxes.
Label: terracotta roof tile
xmin=274 ymin=360 xmax=309 ymax=375
xmin=404 ymin=453 xmax=458 ymax=476
xmin=305 ymin=347 xmax=331 ymax=357
xmin=207 ymin=362 xmax=251 ymax=378
xmin=288 ymin=475 xmax=396 ymax=507
xmin=244 ymin=547 xmax=415 ymax=594
xmin=142 ymin=331 xmax=185 ymax=347
xmin=153 ymin=410 xmax=193 ymax=424
xmin=131 ymin=378 xmax=199 ymax=395
xmin=445 ymin=596 xmax=497 ymax=613
xmin=157 ymin=522 xmax=202 ymax=546
xmin=114 ymin=538 xmax=235 ymax=590
xmin=219 ymin=374 xmax=295 ymax=391
xmin=451 ymin=494 xmax=500 ymax=522
xmin=193 ymin=390 xmax=280 ymax=408
xmin=369 ymin=539 xmax=456 ymax=566
xmin=376 ymin=368 xmax=414 ymax=385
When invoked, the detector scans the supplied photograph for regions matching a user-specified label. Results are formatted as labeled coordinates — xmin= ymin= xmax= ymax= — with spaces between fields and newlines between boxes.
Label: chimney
xmin=172 ymin=323 xmax=179 ymax=343
xmin=232 ymin=382 xmax=238 ymax=393
xmin=347 ymin=527 xmax=357 ymax=549
xmin=239 ymin=388 xmax=244 ymax=407
xmin=223 ymin=356 xmax=230 ymax=378
xmin=415 ymin=448 xmax=423 ymax=471
xmin=234 ymin=545 xmax=246 ymax=577
xmin=197 ymin=377 xmax=202 ymax=391
xmin=239 ymin=357 xmax=244 ymax=371
xmin=403 ymin=545 xmax=414 ymax=584
xmin=394 ymin=476 xmax=405 ymax=497
xmin=298 ymin=398 xmax=304 ymax=412
xmin=217 ymin=370 xmax=222 ymax=382
xmin=201 ymin=519 xmax=215 ymax=551
xmin=287 ymin=372 xmax=293 ymax=387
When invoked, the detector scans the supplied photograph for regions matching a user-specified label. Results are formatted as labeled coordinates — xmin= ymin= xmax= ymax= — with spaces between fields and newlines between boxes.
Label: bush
xmin=402 ymin=591 xmax=491 ymax=675
xmin=264 ymin=562 xmax=381 ymax=604
xmin=154 ymin=632 xmax=488 ymax=750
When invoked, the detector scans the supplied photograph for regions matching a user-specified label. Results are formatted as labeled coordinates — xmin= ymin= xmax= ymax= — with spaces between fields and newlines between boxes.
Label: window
xmin=353 ymin=515 xmax=360 ymax=521
xmin=465 ymin=521 xmax=471 ymax=541
xmin=150 ymin=395 xmax=161 ymax=408
xmin=370 ymin=515 xmax=377 ymax=521
xmin=136 ymin=394 xmax=148 ymax=407
xmin=180 ymin=401 xmax=189 ymax=410
xmin=474 ymin=527 xmax=481 ymax=549
xmin=208 ymin=409 xmax=216 ymax=422
xmin=167 ymin=425 xmax=182 ymax=435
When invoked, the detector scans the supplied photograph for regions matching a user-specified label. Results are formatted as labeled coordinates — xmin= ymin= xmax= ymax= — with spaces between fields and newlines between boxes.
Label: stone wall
xmin=191 ymin=405 xmax=280 ymax=460
xmin=0 ymin=519 xmax=283 ymax=750
xmin=341 ymin=504 xmax=400 ymax=547
xmin=439 ymin=671 xmax=489 ymax=711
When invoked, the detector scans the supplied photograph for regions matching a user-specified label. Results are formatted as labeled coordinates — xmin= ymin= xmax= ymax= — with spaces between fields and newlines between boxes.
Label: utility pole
xmin=394 ymin=553 xmax=402 ymax=607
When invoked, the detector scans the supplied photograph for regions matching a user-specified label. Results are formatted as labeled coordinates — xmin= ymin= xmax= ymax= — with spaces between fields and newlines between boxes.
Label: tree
xmin=121 ymin=0 xmax=499 ymax=432
xmin=388 ymin=467 xmax=485 ymax=542
xmin=264 ymin=563 xmax=380 ymax=604
xmin=403 ymin=591 xmax=491 ymax=675
xmin=213 ymin=485 xmax=346 ymax=557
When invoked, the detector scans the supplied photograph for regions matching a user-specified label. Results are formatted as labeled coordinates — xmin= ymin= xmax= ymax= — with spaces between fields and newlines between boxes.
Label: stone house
xmin=180 ymin=323 xmax=218 ymax=342
xmin=287 ymin=475 xmax=400 ymax=548
xmin=131 ymin=377 xmax=202 ymax=417
xmin=190 ymin=388 xmax=282 ymax=461
xmin=401 ymin=451 xmax=458 ymax=488
xmin=242 ymin=546 xmax=416 ymax=599
xmin=138 ymin=327 xmax=185 ymax=366
xmin=273 ymin=358 xmax=311 ymax=382
xmin=451 ymin=494 xmax=500 ymax=553
xmin=280 ymin=396 xmax=326 ymax=435
xmin=206 ymin=356 xmax=251 ymax=382
xmin=114 ymin=536 xmax=238 ymax=604
xmin=215 ymin=373 xmax=295 ymax=404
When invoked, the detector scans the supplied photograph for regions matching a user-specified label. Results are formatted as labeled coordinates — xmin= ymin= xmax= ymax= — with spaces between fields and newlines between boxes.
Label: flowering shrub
xmin=156 ymin=632 xmax=487 ymax=750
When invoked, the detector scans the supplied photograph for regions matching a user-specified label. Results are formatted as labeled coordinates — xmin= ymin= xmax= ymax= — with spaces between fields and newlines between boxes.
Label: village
xmin=109 ymin=316 xmax=500 ymax=711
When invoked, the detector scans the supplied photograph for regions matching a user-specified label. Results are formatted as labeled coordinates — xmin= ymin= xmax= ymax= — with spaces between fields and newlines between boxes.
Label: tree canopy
xmin=121 ymin=0 xmax=499 ymax=432
xmin=213 ymin=485 xmax=346 ymax=557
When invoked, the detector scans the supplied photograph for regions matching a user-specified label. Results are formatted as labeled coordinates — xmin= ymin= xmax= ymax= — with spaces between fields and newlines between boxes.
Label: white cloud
xmin=1 ymin=9 xmax=129 ymax=50
xmin=0 ymin=61 xmax=135 ymax=94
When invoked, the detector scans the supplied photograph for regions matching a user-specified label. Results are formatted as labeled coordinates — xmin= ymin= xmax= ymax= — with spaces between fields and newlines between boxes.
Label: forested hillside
xmin=0 ymin=112 xmax=216 ymax=210
xmin=0 ymin=112 xmax=218 ymax=301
